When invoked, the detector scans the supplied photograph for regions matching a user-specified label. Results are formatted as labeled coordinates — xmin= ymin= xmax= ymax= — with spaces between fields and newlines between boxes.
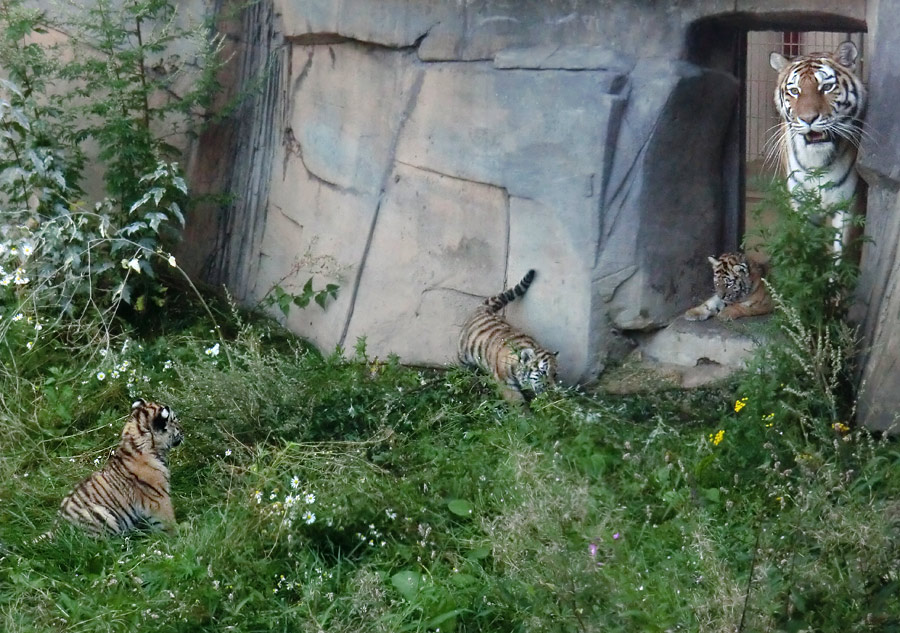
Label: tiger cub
xmin=458 ymin=269 xmax=558 ymax=403
xmin=684 ymin=253 xmax=773 ymax=321
xmin=58 ymin=399 xmax=183 ymax=537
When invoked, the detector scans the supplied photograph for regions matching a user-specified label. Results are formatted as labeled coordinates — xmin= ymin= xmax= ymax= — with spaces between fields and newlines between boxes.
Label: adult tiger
xmin=458 ymin=269 xmax=558 ymax=404
xmin=769 ymin=40 xmax=866 ymax=251
xmin=57 ymin=399 xmax=183 ymax=537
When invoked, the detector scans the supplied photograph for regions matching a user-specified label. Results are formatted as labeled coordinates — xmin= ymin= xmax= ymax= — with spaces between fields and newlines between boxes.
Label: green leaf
xmin=466 ymin=547 xmax=491 ymax=560
xmin=390 ymin=570 xmax=423 ymax=602
xmin=447 ymin=499 xmax=473 ymax=517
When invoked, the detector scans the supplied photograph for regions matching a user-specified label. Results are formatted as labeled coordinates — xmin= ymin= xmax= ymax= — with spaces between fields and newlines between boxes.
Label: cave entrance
xmin=743 ymin=30 xmax=867 ymax=256
xmin=687 ymin=14 xmax=867 ymax=256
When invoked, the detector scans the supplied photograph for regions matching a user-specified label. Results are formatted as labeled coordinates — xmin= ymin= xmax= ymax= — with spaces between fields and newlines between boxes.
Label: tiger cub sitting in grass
xmin=458 ymin=269 xmax=558 ymax=404
xmin=57 ymin=399 xmax=183 ymax=537
xmin=684 ymin=252 xmax=773 ymax=321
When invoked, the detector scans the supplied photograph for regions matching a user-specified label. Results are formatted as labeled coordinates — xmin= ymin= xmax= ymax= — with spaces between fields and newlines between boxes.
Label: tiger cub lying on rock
xmin=684 ymin=252 xmax=773 ymax=321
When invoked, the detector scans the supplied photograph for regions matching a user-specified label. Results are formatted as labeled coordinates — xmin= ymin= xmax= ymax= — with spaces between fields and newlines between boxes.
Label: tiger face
xmin=769 ymin=41 xmax=865 ymax=160
xmin=710 ymin=254 xmax=752 ymax=304
xmin=128 ymin=398 xmax=183 ymax=456
xmin=513 ymin=347 xmax=558 ymax=399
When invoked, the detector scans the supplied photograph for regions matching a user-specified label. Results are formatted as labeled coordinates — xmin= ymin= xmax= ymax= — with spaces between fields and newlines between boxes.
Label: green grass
xmin=1 ymin=301 xmax=899 ymax=632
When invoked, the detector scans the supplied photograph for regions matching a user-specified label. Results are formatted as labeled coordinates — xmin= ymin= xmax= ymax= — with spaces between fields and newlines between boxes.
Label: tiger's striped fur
xmin=58 ymin=399 xmax=183 ymax=537
xmin=458 ymin=270 xmax=557 ymax=403
xmin=684 ymin=253 xmax=773 ymax=321
xmin=769 ymin=41 xmax=866 ymax=251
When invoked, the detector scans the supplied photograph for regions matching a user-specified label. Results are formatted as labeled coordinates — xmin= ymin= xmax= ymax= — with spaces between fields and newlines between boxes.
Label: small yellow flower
xmin=734 ymin=397 xmax=748 ymax=413
xmin=833 ymin=422 xmax=850 ymax=435
xmin=708 ymin=429 xmax=725 ymax=446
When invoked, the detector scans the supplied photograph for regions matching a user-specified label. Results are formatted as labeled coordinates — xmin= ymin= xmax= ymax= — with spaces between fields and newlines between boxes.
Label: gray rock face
xmin=854 ymin=0 xmax=900 ymax=432
xmin=185 ymin=0 xmax=868 ymax=389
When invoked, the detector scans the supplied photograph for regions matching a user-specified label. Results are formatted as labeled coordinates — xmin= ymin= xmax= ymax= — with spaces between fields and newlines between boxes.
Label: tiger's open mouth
xmin=804 ymin=130 xmax=832 ymax=144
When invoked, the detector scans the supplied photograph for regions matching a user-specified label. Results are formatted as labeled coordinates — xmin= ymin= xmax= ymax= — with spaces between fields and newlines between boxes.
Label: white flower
xmin=302 ymin=511 xmax=316 ymax=525
xmin=304 ymin=493 xmax=316 ymax=505
xmin=12 ymin=313 xmax=24 ymax=322
xmin=290 ymin=476 xmax=300 ymax=490
xmin=163 ymin=360 xmax=173 ymax=369
xmin=26 ymin=341 xmax=33 ymax=350
xmin=0 ymin=275 xmax=11 ymax=286
xmin=284 ymin=495 xmax=296 ymax=509
xmin=167 ymin=255 xmax=177 ymax=267
xmin=96 ymin=372 xmax=106 ymax=381
xmin=254 ymin=490 xmax=262 ymax=504
xmin=224 ymin=449 xmax=232 ymax=457
xmin=13 ymin=268 xmax=28 ymax=285
xmin=121 ymin=258 xmax=141 ymax=273
xmin=20 ymin=242 xmax=33 ymax=257
xmin=34 ymin=323 xmax=42 ymax=331
xmin=205 ymin=343 xmax=220 ymax=357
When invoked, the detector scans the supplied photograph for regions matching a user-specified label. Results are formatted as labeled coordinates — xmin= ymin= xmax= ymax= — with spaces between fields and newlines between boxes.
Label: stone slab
xmin=342 ymin=162 xmax=509 ymax=365
xmin=638 ymin=316 xmax=769 ymax=370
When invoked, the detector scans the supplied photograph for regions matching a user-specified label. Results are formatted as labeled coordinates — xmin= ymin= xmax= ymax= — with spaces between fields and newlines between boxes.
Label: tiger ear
xmin=152 ymin=408 xmax=170 ymax=432
xmin=707 ymin=256 xmax=719 ymax=267
xmin=835 ymin=40 xmax=859 ymax=70
xmin=131 ymin=398 xmax=146 ymax=410
xmin=769 ymin=52 xmax=789 ymax=71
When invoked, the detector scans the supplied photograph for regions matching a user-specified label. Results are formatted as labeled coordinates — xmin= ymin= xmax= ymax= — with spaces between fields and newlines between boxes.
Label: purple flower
xmin=613 ymin=532 xmax=620 ymax=540
xmin=588 ymin=543 xmax=598 ymax=557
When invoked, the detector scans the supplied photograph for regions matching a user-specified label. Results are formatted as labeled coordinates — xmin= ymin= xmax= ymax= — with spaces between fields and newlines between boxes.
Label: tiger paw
xmin=683 ymin=307 xmax=712 ymax=321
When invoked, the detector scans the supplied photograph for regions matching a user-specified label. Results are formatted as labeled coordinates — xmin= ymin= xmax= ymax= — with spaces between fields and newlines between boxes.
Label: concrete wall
xmin=183 ymin=0 xmax=867 ymax=386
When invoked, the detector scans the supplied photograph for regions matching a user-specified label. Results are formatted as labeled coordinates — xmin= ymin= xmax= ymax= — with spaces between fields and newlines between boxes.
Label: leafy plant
xmin=258 ymin=280 xmax=340 ymax=318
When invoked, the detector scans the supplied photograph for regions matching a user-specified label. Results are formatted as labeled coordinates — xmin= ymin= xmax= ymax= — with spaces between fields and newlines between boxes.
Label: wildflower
xmin=833 ymin=422 xmax=850 ymax=435
xmin=588 ymin=543 xmax=598 ymax=557
xmin=121 ymin=257 xmax=141 ymax=273
xmin=205 ymin=343 xmax=220 ymax=357
xmin=302 ymin=511 xmax=316 ymax=525
xmin=304 ymin=492 xmax=316 ymax=505
xmin=284 ymin=495 xmax=296 ymax=509
xmin=224 ymin=449 xmax=232 ymax=457
xmin=13 ymin=268 xmax=29 ymax=285
xmin=708 ymin=429 xmax=725 ymax=446
xmin=20 ymin=242 xmax=33 ymax=257
xmin=26 ymin=341 xmax=33 ymax=350
xmin=0 ymin=274 xmax=10 ymax=286
xmin=167 ymin=255 xmax=177 ymax=267
xmin=762 ymin=413 xmax=774 ymax=421
xmin=734 ymin=397 xmax=748 ymax=413
xmin=163 ymin=360 xmax=173 ymax=369
xmin=290 ymin=476 xmax=300 ymax=490
xmin=12 ymin=313 xmax=23 ymax=322
xmin=34 ymin=323 xmax=42 ymax=331
xmin=613 ymin=532 xmax=620 ymax=540
xmin=97 ymin=371 xmax=106 ymax=381
xmin=254 ymin=490 xmax=262 ymax=504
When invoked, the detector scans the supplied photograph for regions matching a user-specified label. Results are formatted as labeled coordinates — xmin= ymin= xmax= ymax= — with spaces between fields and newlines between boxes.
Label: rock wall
xmin=853 ymin=0 xmax=900 ymax=431
xmin=183 ymin=0 xmax=866 ymax=385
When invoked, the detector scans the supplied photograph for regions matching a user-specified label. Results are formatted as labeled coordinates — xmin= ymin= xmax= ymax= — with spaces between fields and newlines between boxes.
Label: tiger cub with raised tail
xmin=458 ymin=269 xmax=558 ymax=404
xmin=58 ymin=399 xmax=183 ymax=537
xmin=684 ymin=253 xmax=773 ymax=321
